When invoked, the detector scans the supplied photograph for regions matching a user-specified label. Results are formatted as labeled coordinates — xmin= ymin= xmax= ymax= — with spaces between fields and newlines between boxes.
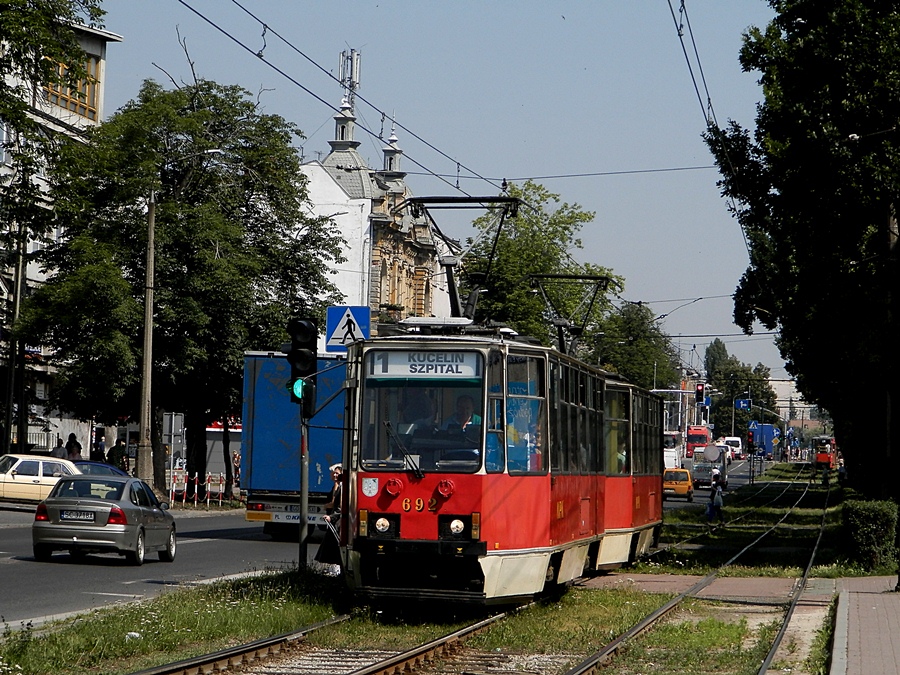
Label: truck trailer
xmin=241 ymin=351 xmax=345 ymax=539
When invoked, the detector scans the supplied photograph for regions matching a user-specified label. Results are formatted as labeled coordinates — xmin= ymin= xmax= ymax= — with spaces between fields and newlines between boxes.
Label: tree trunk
xmin=222 ymin=416 xmax=234 ymax=500
xmin=152 ymin=406 xmax=166 ymax=493
xmin=185 ymin=409 xmax=209 ymax=501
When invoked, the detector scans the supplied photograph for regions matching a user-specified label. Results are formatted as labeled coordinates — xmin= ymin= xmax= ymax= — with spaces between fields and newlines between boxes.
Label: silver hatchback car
xmin=32 ymin=476 xmax=176 ymax=565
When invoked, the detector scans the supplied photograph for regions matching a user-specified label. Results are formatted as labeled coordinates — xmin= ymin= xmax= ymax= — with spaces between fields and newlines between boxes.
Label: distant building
xmin=301 ymin=95 xmax=455 ymax=348
xmin=0 ymin=24 xmax=122 ymax=452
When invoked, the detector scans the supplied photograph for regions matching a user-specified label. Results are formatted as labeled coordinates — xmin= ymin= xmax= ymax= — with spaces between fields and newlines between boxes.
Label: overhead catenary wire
xmin=223 ymin=0 xmax=505 ymax=194
xmin=174 ymin=0 xmax=474 ymax=198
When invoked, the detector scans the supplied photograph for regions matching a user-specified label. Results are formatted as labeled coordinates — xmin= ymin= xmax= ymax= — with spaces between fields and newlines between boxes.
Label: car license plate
xmin=664 ymin=488 xmax=675 ymax=493
xmin=61 ymin=510 xmax=94 ymax=522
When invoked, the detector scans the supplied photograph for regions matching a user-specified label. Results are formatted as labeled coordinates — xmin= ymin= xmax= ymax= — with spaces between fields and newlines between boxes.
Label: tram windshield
xmin=358 ymin=349 xmax=485 ymax=473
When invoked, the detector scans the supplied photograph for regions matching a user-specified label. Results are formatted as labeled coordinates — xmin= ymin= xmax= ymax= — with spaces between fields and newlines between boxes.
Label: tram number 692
xmin=402 ymin=497 xmax=438 ymax=512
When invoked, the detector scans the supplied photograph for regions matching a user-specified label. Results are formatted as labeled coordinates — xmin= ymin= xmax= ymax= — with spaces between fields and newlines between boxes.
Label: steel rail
xmin=648 ymin=462 xmax=810 ymax=558
xmin=347 ymin=612 xmax=507 ymax=675
xmin=756 ymin=483 xmax=833 ymax=674
xmin=127 ymin=614 xmax=350 ymax=675
xmin=563 ymin=470 xmax=827 ymax=675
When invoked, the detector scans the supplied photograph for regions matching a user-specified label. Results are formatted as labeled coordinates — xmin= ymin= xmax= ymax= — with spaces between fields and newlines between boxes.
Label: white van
xmin=663 ymin=431 xmax=682 ymax=468
xmin=723 ymin=436 xmax=743 ymax=460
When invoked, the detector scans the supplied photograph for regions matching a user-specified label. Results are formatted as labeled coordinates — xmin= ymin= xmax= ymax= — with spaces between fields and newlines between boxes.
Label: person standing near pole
xmin=315 ymin=464 xmax=343 ymax=574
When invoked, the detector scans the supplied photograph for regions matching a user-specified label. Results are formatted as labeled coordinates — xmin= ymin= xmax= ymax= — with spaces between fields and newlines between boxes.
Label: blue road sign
xmin=325 ymin=305 xmax=370 ymax=353
xmin=748 ymin=420 xmax=759 ymax=430
xmin=735 ymin=399 xmax=751 ymax=410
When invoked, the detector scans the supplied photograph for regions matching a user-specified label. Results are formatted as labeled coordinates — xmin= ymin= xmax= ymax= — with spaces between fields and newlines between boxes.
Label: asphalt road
xmin=0 ymin=506 xmax=322 ymax=627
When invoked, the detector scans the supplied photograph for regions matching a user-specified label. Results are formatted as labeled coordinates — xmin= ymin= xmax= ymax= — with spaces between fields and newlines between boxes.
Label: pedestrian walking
xmin=91 ymin=435 xmax=106 ymax=462
xmin=708 ymin=474 xmax=725 ymax=527
xmin=106 ymin=438 xmax=128 ymax=473
xmin=51 ymin=437 xmax=66 ymax=459
xmin=65 ymin=433 xmax=83 ymax=461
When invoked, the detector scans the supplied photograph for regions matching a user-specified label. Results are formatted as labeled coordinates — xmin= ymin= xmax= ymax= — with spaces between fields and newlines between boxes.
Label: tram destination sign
xmin=367 ymin=350 xmax=482 ymax=378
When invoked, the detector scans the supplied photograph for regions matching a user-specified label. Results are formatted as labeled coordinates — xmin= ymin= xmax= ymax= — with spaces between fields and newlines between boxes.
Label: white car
xmin=0 ymin=454 xmax=81 ymax=502
xmin=723 ymin=436 xmax=743 ymax=461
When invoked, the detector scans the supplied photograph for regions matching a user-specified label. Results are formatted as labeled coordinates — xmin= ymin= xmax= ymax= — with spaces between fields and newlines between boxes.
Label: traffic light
xmin=695 ymin=383 xmax=705 ymax=403
xmin=747 ymin=430 xmax=755 ymax=450
xmin=285 ymin=318 xmax=318 ymax=415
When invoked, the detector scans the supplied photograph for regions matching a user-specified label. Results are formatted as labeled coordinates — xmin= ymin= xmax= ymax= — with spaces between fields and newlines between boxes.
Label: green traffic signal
xmin=292 ymin=377 xmax=305 ymax=399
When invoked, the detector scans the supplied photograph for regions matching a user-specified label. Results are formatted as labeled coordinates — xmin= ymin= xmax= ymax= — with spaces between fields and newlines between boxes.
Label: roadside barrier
xmin=167 ymin=470 xmax=233 ymax=509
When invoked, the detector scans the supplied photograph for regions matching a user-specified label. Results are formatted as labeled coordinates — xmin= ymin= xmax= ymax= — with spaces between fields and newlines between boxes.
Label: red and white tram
xmin=338 ymin=328 xmax=664 ymax=605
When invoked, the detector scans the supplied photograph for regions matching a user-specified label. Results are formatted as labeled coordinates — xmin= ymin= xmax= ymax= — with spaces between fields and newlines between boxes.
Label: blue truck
xmin=753 ymin=423 xmax=778 ymax=460
xmin=241 ymin=352 xmax=345 ymax=539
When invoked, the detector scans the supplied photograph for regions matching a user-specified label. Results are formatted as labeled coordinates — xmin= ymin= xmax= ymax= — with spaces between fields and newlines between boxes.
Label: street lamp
xmin=135 ymin=149 xmax=222 ymax=482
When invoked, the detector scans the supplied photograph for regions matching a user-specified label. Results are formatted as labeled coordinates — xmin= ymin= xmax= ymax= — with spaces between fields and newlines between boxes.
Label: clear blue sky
xmin=99 ymin=1 xmax=782 ymax=377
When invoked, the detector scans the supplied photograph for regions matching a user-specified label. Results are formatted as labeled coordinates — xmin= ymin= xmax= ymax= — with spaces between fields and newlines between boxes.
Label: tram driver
xmin=442 ymin=394 xmax=482 ymax=431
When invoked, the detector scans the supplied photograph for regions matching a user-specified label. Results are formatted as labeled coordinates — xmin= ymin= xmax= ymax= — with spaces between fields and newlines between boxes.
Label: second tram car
xmin=339 ymin=329 xmax=663 ymax=605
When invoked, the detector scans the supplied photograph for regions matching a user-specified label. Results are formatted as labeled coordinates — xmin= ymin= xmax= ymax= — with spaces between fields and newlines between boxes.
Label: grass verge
xmin=0 ymin=569 xmax=346 ymax=675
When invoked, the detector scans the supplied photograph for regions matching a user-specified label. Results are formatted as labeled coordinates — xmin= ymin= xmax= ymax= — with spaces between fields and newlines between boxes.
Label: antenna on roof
xmin=339 ymin=49 xmax=361 ymax=112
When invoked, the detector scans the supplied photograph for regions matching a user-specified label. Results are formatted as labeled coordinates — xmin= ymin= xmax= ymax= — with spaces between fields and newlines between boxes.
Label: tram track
xmin=566 ymin=470 xmax=834 ymax=675
xmin=127 ymin=469 xmax=833 ymax=675
xmin=128 ymin=612 xmax=511 ymax=675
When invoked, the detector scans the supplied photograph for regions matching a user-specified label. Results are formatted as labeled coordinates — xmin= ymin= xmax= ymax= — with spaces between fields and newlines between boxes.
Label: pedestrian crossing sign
xmin=325 ymin=305 xmax=370 ymax=353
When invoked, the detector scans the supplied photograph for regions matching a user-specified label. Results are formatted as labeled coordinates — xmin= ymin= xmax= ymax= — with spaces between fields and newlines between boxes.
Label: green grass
xmin=0 ymin=569 xmax=346 ymax=675
xmin=636 ymin=465 xmax=865 ymax=577
xmin=0 ymin=463 xmax=870 ymax=674
xmin=613 ymin=610 xmax=780 ymax=675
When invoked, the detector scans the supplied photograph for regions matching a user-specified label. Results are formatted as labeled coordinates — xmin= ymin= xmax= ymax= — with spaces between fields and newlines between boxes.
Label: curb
xmin=830 ymin=588 xmax=848 ymax=675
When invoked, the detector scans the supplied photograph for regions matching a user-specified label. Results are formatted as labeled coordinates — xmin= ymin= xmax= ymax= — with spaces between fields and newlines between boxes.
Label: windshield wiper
xmin=382 ymin=421 xmax=424 ymax=478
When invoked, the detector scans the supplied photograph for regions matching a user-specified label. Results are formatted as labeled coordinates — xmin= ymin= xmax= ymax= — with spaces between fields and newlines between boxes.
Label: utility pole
xmin=136 ymin=191 xmax=155 ymax=480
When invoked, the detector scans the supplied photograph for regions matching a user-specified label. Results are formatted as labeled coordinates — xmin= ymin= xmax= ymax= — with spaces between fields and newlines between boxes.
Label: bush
xmin=842 ymin=500 xmax=898 ymax=571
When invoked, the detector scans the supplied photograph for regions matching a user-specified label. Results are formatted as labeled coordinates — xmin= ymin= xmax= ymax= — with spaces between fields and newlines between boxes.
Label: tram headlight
xmin=449 ymin=519 xmax=465 ymax=535
xmin=374 ymin=517 xmax=391 ymax=533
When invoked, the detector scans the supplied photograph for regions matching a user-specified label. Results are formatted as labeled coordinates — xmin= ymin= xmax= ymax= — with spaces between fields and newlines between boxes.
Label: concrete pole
xmin=136 ymin=192 xmax=155 ymax=480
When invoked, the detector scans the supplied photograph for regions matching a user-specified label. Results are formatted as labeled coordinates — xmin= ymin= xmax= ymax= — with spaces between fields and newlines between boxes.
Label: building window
xmin=45 ymin=55 xmax=99 ymax=121
xmin=0 ymin=122 xmax=8 ymax=165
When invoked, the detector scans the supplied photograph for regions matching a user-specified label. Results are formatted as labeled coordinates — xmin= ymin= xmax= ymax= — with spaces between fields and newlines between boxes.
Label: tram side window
xmin=632 ymin=393 xmax=646 ymax=474
xmin=605 ymin=389 xmax=630 ymax=475
xmin=486 ymin=398 xmax=504 ymax=473
xmin=593 ymin=379 xmax=605 ymax=472
xmin=549 ymin=360 xmax=561 ymax=473
xmin=507 ymin=354 xmax=546 ymax=475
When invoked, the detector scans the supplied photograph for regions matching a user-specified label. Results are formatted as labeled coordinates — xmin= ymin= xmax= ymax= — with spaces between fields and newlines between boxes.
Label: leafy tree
xmin=703 ymin=1 xmax=900 ymax=497
xmin=704 ymin=338 xmax=730 ymax=384
xmin=593 ymin=302 xmax=681 ymax=390
xmin=461 ymin=180 xmax=619 ymax=345
xmin=460 ymin=181 xmax=681 ymax=390
xmin=18 ymin=79 xmax=345 ymax=490
xmin=706 ymin=352 xmax=778 ymax=441
xmin=0 ymin=1 xmax=105 ymax=449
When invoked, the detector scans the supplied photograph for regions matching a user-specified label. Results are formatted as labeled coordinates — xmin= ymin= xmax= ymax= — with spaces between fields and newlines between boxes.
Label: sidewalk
xmin=832 ymin=576 xmax=900 ymax=675
xmin=583 ymin=573 xmax=900 ymax=674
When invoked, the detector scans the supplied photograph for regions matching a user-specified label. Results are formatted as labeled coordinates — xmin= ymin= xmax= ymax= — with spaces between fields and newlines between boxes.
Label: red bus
xmin=340 ymin=329 xmax=663 ymax=605
xmin=685 ymin=425 xmax=711 ymax=459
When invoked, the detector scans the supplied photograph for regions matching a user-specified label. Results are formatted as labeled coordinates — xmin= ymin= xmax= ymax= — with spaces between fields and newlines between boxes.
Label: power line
xmin=223 ymin=0 xmax=504 ymax=194
xmin=174 ymin=0 xmax=473 ymax=197
xmin=406 ymin=165 xmax=716 ymax=182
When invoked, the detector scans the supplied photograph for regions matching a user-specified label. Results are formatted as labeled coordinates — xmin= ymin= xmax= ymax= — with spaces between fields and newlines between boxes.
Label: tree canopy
xmin=458 ymin=181 xmax=680 ymax=390
xmin=18 ymin=78 xmax=345 ymax=483
xmin=703 ymin=1 xmax=900 ymax=496
xmin=461 ymin=181 xmax=607 ymax=345
xmin=705 ymin=339 xmax=778 ymax=439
